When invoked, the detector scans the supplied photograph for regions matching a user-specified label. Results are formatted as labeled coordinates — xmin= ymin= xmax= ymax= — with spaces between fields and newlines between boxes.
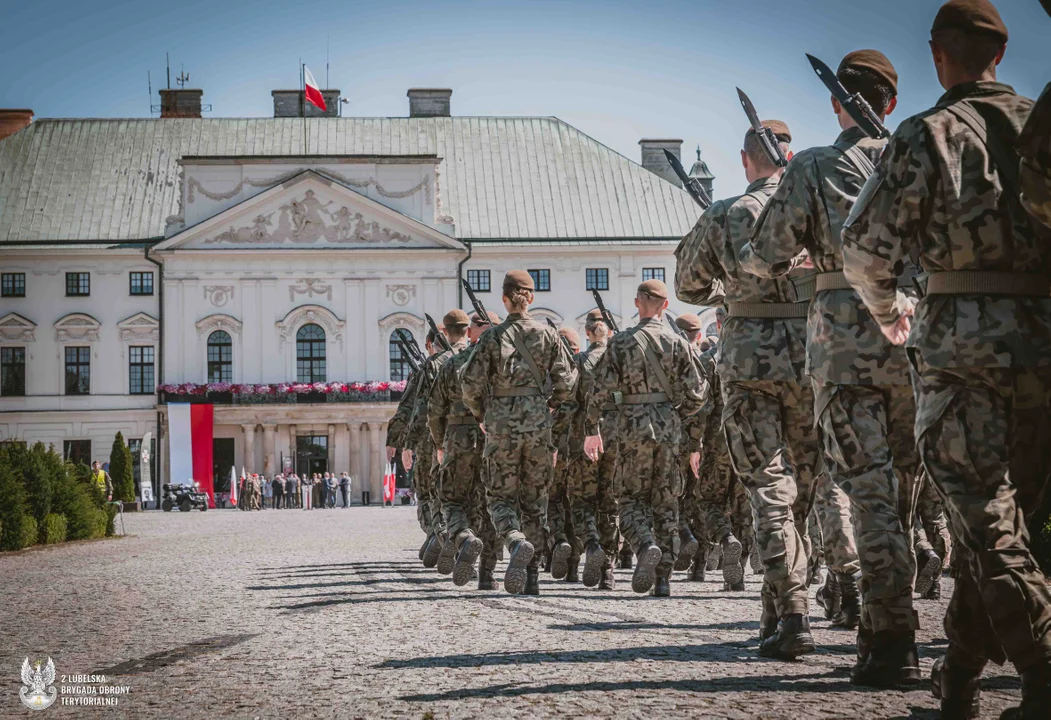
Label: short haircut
xmin=931 ymin=28 xmax=1004 ymax=77
xmin=425 ymin=330 xmax=436 ymax=344
xmin=445 ymin=324 xmax=467 ymax=341
xmin=838 ymin=67 xmax=896 ymax=116
xmin=743 ymin=134 xmax=791 ymax=172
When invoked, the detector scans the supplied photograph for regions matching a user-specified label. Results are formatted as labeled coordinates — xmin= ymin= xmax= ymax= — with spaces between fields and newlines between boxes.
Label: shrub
xmin=0 ymin=465 xmax=34 ymax=551
xmin=1 ymin=443 xmax=53 ymax=527
xmin=20 ymin=515 xmax=38 ymax=550
xmin=109 ymin=432 xmax=135 ymax=503
xmin=56 ymin=461 xmax=108 ymax=541
xmin=42 ymin=513 xmax=67 ymax=544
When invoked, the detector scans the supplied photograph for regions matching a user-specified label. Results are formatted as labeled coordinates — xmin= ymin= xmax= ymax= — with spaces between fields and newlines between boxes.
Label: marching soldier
xmin=740 ymin=50 xmax=921 ymax=687
xmin=670 ymin=314 xmax=705 ymax=578
xmin=548 ymin=327 xmax=583 ymax=582
xmin=460 ymin=271 xmax=577 ymax=596
xmin=842 ymin=1 xmax=1051 ymax=714
xmin=584 ymin=280 xmax=707 ymax=597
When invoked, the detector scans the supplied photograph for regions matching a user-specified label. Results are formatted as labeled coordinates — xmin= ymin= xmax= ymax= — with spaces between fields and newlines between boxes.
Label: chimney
xmin=159 ymin=88 xmax=204 ymax=119
xmin=271 ymin=90 xmax=341 ymax=118
xmin=0 ymin=109 xmax=33 ymax=141
xmin=639 ymin=138 xmax=683 ymax=187
xmin=407 ymin=89 xmax=452 ymax=118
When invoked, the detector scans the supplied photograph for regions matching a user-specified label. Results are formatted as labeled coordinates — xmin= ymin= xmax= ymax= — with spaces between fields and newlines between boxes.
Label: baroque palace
xmin=0 ymin=86 xmax=714 ymax=503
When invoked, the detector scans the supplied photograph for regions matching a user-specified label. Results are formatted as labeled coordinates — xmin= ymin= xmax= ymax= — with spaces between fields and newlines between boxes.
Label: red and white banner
xmin=168 ymin=403 xmax=215 ymax=507
xmin=228 ymin=466 xmax=238 ymax=507
xmin=303 ymin=66 xmax=326 ymax=111
xmin=383 ymin=462 xmax=396 ymax=504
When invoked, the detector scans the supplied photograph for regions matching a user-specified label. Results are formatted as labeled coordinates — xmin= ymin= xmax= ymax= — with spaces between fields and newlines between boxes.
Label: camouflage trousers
xmin=548 ymin=463 xmax=582 ymax=556
xmin=693 ymin=452 xmax=737 ymax=544
xmin=438 ymin=429 xmax=500 ymax=570
xmin=722 ymin=379 xmax=820 ymax=617
xmin=615 ymin=435 xmax=681 ymax=575
xmin=565 ymin=450 xmax=618 ymax=556
xmin=914 ymin=362 xmax=1051 ymax=671
xmin=815 ymin=380 xmax=920 ymax=633
xmin=917 ymin=470 xmax=951 ymax=562
xmin=483 ymin=428 xmax=553 ymax=568
xmin=413 ymin=444 xmax=446 ymax=540
xmin=813 ymin=472 xmax=862 ymax=575
xmin=729 ymin=477 xmax=756 ymax=563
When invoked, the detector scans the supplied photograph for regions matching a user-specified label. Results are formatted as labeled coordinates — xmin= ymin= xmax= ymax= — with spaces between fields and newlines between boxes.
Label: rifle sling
xmin=630 ymin=329 xmax=675 ymax=400
xmin=506 ymin=323 xmax=547 ymax=395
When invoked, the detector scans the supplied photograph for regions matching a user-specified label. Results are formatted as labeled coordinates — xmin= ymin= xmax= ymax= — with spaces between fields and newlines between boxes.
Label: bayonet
xmin=394 ymin=335 xmax=421 ymax=374
xmin=545 ymin=317 xmax=573 ymax=351
xmin=665 ymin=312 xmax=689 ymax=340
xmin=460 ymin=277 xmax=494 ymax=327
xmin=663 ymin=149 xmax=713 ymax=210
xmin=805 ymin=54 xmax=889 ymax=140
xmin=395 ymin=328 xmax=426 ymax=368
xmin=736 ymin=87 xmax=788 ymax=168
xmin=424 ymin=313 xmax=453 ymax=353
xmin=590 ymin=289 xmax=620 ymax=334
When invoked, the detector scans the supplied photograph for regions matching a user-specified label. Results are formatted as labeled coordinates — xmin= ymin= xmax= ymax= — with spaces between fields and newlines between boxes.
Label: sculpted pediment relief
xmin=0 ymin=312 xmax=36 ymax=342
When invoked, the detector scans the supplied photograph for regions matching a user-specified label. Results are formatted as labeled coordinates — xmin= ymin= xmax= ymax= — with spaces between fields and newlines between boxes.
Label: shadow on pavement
xmin=550 ymin=620 xmax=761 ymax=633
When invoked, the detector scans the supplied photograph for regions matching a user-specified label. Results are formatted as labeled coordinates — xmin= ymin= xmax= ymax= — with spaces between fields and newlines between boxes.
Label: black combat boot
xmin=721 ymin=533 xmax=744 ymax=588
xmin=452 ymin=533 xmax=483 ymax=587
xmin=582 ymin=541 xmax=607 ymax=588
xmin=523 ymin=566 xmax=541 ymax=596
xmin=688 ymin=553 xmax=706 ymax=582
xmin=759 ymin=593 xmax=778 ymax=642
xmin=619 ymin=547 xmax=633 ymax=570
xmin=725 ymin=579 xmax=746 ymax=592
xmin=632 ymin=543 xmax=662 ymax=594
xmin=832 ymin=572 xmax=860 ymax=630
xmin=1007 ymin=660 xmax=1051 ymax=719
xmin=503 ymin=539 xmax=535 ymax=595
xmin=923 ymin=574 xmax=941 ymax=600
xmin=421 ymin=534 xmax=441 ymax=569
xmin=675 ymin=526 xmax=699 ymax=571
xmin=651 ymin=573 xmax=671 ymax=597
xmin=565 ymin=555 xmax=580 ymax=583
xmin=543 ymin=552 xmax=553 ymax=574
xmin=758 ymin=613 xmax=816 ymax=659
xmin=815 ymin=571 xmax=841 ymax=621
xmin=850 ymin=630 xmax=921 ymax=688
xmin=436 ymin=535 xmax=457 ymax=576
xmin=915 ymin=548 xmax=942 ymax=599
xmin=477 ymin=563 xmax=498 ymax=591
xmin=931 ymin=655 xmax=981 ymax=720
xmin=599 ymin=562 xmax=616 ymax=590
xmin=854 ymin=626 xmax=873 ymax=675
xmin=550 ymin=540 xmax=572 ymax=579
xmin=419 ymin=536 xmax=430 ymax=561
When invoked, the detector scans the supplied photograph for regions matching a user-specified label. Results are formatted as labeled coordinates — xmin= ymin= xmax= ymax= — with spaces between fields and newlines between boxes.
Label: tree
xmin=109 ymin=432 xmax=135 ymax=502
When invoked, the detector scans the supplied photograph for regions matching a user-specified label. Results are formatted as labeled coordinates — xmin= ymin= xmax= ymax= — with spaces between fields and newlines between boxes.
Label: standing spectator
xmin=262 ymin=474 xmax=273 ymax=509
xmin=301 ymin=474 xmax=313 ymax=510
xmin=326 ymin=473 xmax=339 ymax=508
xmin=272 ymin=474 xmax=285 ymax=509
xmin=313 ymin=473 xmax=323 ymax=509
xmin=340 ymin=472 xmax=351 ymax=508
xmin=91 ymin=460 xmax=113 ymax=502
xmin=287 ymin=474 xmax=298 ymax=509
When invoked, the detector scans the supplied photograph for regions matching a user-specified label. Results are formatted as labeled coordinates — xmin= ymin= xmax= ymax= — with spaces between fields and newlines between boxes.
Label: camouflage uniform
xmin=677 ymin=173 xmax=846 ymax=619
xmin=427 ymin=337 xmax=499 ymax=576
xmin=460 ymin=312 xmax=577 ymax=566
xmin=587 ymin=317 xmax=707 ymax=577
xmin=387 ymin=371 xmax=430 ymax=534
xmin=692 ymin=344 xmax=737 ymax=549
xmin=1019 ymin=82 xmax=1051 ymax=227
xmin=741 ymin=125 xmax=920 ymax=635
xmin=842 ymin=80 xmax=1051 ymax=672
xmin=406 ymin=349 xmax=454 ymax=542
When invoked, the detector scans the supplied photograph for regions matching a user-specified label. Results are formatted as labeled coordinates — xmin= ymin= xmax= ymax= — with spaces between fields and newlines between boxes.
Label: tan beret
xmin=443 ymin=309 xmax=470 ymax=328
xmin=585 ymin=309 xmax=605 ymax=324
xmin=838 ymin=49 xmax=898 ymax=93
xmin=931 ymin=0 xmax=1008 ymax=41
xmin=745 ymin=119 xmax=792 ymax=144
xmin=637 ymin=279 xmax=668 ymax=300
xmin=674 ymin=313 xmax=703 ymax=333
xmin=503 ymin=270 xmax=534 ymax=294
xmin=558 ymin=327 xmax=581 ymax=352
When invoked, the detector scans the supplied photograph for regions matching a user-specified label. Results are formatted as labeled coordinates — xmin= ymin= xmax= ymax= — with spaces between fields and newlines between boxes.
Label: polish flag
xmin=304 ymin=66 xmax=326 ymax=111
xmin=383 ymin=463 xmax=396 ymax=504
xmin=228 ymin=466 xmax=238 ymax=507
xmin=167 ymin=403 xmax=215 ymax=508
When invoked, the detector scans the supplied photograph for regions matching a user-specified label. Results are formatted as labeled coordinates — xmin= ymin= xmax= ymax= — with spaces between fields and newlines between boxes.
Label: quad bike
xmin=161 ymin=483 xmax=209 ymax=512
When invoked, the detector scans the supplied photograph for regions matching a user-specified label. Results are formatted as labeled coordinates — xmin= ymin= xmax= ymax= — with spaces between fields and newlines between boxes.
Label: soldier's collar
xmin=506 ymin=311 xmax=527 ymax=320
xmin=746 ymin=176 xmax=778 ymax=193
xmin=834 ymin=126 xmax=868 ymax=145
xmin=937 ymin=81 xmax=1016 ymax=108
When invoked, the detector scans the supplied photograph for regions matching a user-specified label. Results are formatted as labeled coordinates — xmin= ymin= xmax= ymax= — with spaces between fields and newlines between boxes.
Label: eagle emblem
xmin=20 ymin=657 xmax=57 ymax=710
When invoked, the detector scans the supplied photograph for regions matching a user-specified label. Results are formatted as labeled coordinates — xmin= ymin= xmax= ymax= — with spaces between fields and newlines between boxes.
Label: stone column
xmin=326 ymin=423 xmax=336 ymax=472
xmin=242 ymin=424 xmax=257 ymax=475
xmin=262 ymin=425 xmax=277 ymax=476
xmin=369 ymin=421 xmax=386 ymax=501
xmin=349 ymin=422 xmax=364 ymax=499
xmin=288 ymin=424 xmax=297 ymax=474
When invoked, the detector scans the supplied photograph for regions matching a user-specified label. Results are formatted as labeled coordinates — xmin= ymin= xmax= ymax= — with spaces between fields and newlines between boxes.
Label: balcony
xmin=157 ymin=382 xmax=406 ymax=406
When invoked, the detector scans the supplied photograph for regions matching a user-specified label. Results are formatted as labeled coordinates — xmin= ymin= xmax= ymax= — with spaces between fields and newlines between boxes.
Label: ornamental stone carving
xmin=0 ymin=313 xmax=36 ymax=343
xmin=116 ymin=312 xmax=160 ymax=342
xmin=276 ymin=305 xmax=345 ymax=351
xmin=196 ymin=313 xmax=243 ymax=338
xmin=204 ymin=286 xmax=234 ymax=307
xmin=54 ymin=313 xmax=102 ymax=342
xmin=385 ymin=284 xmax=416 ymax=307
xmin=289 ymin=278 xmax=333 ymax=302
xmin=188 ymin=170 xmax=431 ymax=203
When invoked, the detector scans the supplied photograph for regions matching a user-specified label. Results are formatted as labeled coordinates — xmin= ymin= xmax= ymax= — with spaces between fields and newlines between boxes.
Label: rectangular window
xmin=129 ymin=346 xmax=155 ymax=395
xmin=129 ymin=272 xmax=154 ymax=296
xmin=1 ymin=273 xmax=25 ymax=297
xmin=65 ymin=346 xmax=91 ymax=395
xmin=1 ymin=347 xmax=26 ymax=396
xmin=642 ymin=267 xmax=666 ymax=283
xmin=466 ymin=269 xmax=491 ymax=293
xmin=65 ymin=272 xmax=90 ymax=296
xmin=63 ymin=440 xmax=92 ymax=466
xmin=527 ymin=269 xmax=551 ymax=292
xmin=586 ymin=268 xmax=609 ymax=291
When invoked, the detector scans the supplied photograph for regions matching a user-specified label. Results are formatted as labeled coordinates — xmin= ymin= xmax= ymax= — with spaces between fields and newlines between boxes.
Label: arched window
xmin=389 ymin=329 xmax=412 ymax=381
xmin=296 ymin=324 xmax=326 ymax=383
xmin=207 ymin=330 xmax=232 ymax=383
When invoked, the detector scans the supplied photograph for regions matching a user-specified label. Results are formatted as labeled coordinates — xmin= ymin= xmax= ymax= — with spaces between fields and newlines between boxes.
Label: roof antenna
xmin=148 ymin=70 xmax=153 ymax=114
xmin=177 ymin=63 xmax=189 ymax=88
xmin=166 ymin=52 xmax=171 ymax=89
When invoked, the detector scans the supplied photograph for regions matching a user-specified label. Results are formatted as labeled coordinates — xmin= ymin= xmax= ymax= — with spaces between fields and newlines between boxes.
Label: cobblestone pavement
xmin=0 ymin=507 xmax=1022 ymax=719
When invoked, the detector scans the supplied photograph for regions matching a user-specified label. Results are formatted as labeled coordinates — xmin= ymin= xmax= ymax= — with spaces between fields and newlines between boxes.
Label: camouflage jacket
xmin=740 ymin=126 xmax=911 ymax=386
xmin=460 ymin=311 xmax=577 ymax=436
xmin=698 ymin=344 xmax=729 ymax=461
xmin=842 ymin=82 xmax=1051 ymax=370
xmin=1020 ymin=81 xmax=1051 ymax=228
xmin=405 ymin=348 xmax=455 ymax=451
xmin=385 ymin=370 xmax=422 ymax=448
xmin=675 ymin=175 xmax=808 ymax=384
xmin=681 ymin=343 xmax=712 ymax=454
xmin=585 ymin=317 xmax=707 ymax=443
xmin=426 ymin=339 xmax=481 ymax=451
xmin=553 ymin=340 xmax=608 ymax=458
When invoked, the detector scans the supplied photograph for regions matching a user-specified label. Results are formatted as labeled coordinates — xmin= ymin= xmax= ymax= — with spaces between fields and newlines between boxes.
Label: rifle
xmin=546 ymin=317 xmax=572 ymax=351
xmin=736 ymin=87 xmax=788 ymax=168
xmin=394 ymin=335 xmax=421 ymax=374
xmin=805 ymin=54 xmax=889 ymax=140
xmin=665 ymin=312 xmax=689 ymax=340
xmin=395 ymin=329 xmax=426 ymax=369
xmin=590 ymin=289 xmax=620 ymax=334
xmin=460 ymin=277 xmax=494 ymax=327
xmin=664 ymin=149 xmax=713 ymax=209
xmin=424 ymin=313 xmax=453 ymax=353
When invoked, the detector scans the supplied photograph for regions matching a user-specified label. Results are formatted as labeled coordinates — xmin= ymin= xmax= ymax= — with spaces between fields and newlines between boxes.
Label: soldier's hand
xmin=479 ymin=423 xmax=487 ymax=435
xmin=584 ymin=434 xmax=603 ymax=462
xmin=552 ymin=450 xmax=558 ymax=468
xmin=690 ymin=452 xmax=701 ymax=478
xmin=436 ymin=448 xmax=444 ymax=464
xmin=401 ymin=449 xmax=414 ymax=470
xmin=794 ymin=250 xmax=814 ymax=270
xmin=880 ymin=314 xmax=912 ymax=346
xmin=386 ymin=446 xmax=397 ymax=462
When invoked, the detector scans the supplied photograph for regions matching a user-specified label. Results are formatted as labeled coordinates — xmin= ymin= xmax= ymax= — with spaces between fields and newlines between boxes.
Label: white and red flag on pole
xmin=303 ymin=66 xmax=326 ymax=111
xmin=228 ymin=466 xmax=238 ymax=507
xmin=167 ymin=403 xmax=216 ymax=507
xmin=383 ymin=463 xmax=396 ymax=504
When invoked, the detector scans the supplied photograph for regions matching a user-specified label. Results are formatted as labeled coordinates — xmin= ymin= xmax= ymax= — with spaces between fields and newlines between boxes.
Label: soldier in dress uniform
xmin=842 ymin=2 xmax=1051 ymax=714
xmin=460 ymin=271 xmax=577 ymax=596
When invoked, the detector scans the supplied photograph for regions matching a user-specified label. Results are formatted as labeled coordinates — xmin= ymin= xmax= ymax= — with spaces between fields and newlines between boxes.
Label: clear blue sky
xmin=2 ymin=0 xmax=1048 ymax=196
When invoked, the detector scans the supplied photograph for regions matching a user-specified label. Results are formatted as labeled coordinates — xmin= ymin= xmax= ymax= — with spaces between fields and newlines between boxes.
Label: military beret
xmin=585 ymin=309 xmax=605 ymax=324
xmin=471 ymin=312 xmax=499 ymax=326
xmin=931 ymin=0 xmax=1008 ymax=42
xmin=637 ymin=279 xmax=668 ymax=300
xmin=838 ymin=49 xmax=898 ymax=93
xmin=674 ymin=313 xmax=703 ymax=333
xmin=558 ymin=327 xmax=581 ymax=351
xmin=443 ymin=309 xmax=470 ymax=328
xmin=745 ymin=120 xmax=792 ymax=144
xmin=502 ymin=270 xmax=534 ymax=294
